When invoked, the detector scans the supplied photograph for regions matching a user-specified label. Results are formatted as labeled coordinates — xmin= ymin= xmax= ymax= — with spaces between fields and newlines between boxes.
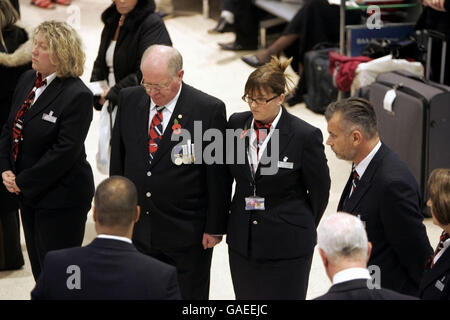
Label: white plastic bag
xmin=96 ymin=101 xmax=117 ymax=175
xmin=351 ymin=54 xmax=424 ymax=94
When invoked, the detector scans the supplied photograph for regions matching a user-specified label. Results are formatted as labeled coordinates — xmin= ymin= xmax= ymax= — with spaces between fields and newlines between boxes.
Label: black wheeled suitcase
xmin=369 ymin=70 xmax=450 ymax=215
xmin=303 ymin=45 xmax=339 ymax=114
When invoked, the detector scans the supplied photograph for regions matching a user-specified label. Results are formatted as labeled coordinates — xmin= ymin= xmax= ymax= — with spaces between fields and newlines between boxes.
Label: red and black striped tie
xmin=148 ymin=105 xmax=164 ymax=163
xmin=254 ymin=120 xmax=272 ymax=155
xmin=12 ymin=73 xmax=47 ymax=161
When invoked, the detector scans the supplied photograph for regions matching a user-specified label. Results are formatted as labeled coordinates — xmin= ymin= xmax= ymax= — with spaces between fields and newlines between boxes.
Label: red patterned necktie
xmin=350 ymin=168 xmax=360 ymax=196
xmin=254 ymin=120 xmax=272 ymax=154
xmin=426 ymin=231 xmax=450 ymax=269
xmin=148 ymin=105 xmax=164 ymax=163
xmin=12 ymin=73 xmax=47 ymax=161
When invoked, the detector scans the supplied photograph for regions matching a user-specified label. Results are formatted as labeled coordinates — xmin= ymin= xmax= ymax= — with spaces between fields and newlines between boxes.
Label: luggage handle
xmin=423 ymin=29 xmax=447 ymax=84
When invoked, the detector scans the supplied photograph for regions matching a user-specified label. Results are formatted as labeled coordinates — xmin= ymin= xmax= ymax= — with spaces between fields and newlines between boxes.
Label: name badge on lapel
xmin=278 ymin=157 xmax=293 ymax=169
xmin=42 ymin=111 xmax=57 ymax=123
xmin=435 ymin=277 xmax=446 ymax=292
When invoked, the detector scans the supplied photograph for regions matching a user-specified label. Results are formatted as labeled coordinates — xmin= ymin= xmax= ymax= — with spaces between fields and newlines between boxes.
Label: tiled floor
xmin=0 ymin=0 xmax=441 ymax=300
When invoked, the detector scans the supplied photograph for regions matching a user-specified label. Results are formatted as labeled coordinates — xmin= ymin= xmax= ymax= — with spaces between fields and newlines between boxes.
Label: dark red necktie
xmin=12 ymin=73 xmax=47 ymax=161
xmin=254 ymin=120 xmax=272 ymax=154
xmin=350 ymin=168 xmax=360 ymax=196
xmin=426 ymin=231 xmax=450 ymax=269
xmin=148 ymin=105 xmax=164 ymax=163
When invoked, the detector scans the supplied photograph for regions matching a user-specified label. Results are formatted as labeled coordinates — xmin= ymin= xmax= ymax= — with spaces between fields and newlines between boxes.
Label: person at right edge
xmin=226 ymin=57 xmax=331 ymax=299
xmin=325 ymin=97 xmax=433 ymax=296
xmin=416 ymin=0 xmax=450 ymax=85
xmin=419 ymin=168 xmax=450 ymax=300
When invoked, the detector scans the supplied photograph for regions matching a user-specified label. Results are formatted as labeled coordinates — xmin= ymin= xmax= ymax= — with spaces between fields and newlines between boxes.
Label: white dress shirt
xmin=434 ymin=237 xmax=450 ymax=265
xmin=247 ymin=107 xmax=283 ymax=174
xmin=332 ymin=267 xmax=371 ymax=285
xmin=97 ymin=234 xmax=132 ymax=244
xmin=349 ymin=140 xmax=382 ymax=197
xmin=32 ymin=72 xmax=57 ymax=105
xmin=148 ymin=83 xmax=182 ymax=133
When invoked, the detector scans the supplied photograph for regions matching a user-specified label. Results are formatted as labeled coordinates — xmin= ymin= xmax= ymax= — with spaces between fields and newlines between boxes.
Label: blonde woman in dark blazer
xmin=0 ymin=21 xmax=94 ymax=280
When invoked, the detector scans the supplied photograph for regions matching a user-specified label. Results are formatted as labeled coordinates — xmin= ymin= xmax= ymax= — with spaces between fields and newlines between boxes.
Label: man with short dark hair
xmin=325 ymin=97 xmax=432 ymax=296
xmin=31 ymin=176 xmax=181 ymax=300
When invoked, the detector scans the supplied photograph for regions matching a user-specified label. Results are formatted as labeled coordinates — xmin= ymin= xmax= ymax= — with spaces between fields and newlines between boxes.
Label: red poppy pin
xmin=172 ymin=119 xmax=182 ymax=135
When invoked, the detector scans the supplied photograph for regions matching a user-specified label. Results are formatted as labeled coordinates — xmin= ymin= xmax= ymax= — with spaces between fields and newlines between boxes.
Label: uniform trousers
xmin=135 ymin=239 xmax=213 ymax=300
xmin=229 ymin=248 xmax=313 ymax=300
xmin=20 ymin=203 xmax=88 ymax=280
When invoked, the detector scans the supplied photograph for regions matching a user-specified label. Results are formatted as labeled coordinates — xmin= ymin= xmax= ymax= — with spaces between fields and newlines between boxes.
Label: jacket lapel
xmin=24 ymin=77 xmax=64 ymax=122
xmin=136 ymin=92 xmax=152 ymax=166
xmin=342 ymin=143 xmax=387 ymax=213
xmin=421 ymin=248 xmax=450 ymax=290
xmin=256 ymin=107 xmax=293 ymax=179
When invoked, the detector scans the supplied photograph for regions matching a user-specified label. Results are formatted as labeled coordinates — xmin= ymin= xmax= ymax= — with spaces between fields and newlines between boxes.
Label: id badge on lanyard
xmin=245 ymin=149 xmax=265 ymax=211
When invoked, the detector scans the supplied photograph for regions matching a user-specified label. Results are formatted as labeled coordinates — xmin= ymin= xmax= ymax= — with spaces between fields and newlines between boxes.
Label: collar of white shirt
xmin=33 ymin=72 xmax=57 ymax=105
xmin=354 ymin=140 xmax=382 ymax=178
xmin=332 ymin=267 xmax=371 ymax=285
xmin=248 ymin=107 xmax=283 ymax=168
xmin=434 ymin=237 xmax=450 ymax=265
xmin=149 ymin=83 xmax=182 ymax=132
xmin=96 ymin=234 xmax=132 ymax=244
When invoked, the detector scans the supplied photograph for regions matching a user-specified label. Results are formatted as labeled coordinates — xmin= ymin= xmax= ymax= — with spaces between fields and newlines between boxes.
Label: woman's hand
xmin=2 ymin=170 xmax=21 ymax=194
xmin=98 ymin=88 xmax=110 ymax=106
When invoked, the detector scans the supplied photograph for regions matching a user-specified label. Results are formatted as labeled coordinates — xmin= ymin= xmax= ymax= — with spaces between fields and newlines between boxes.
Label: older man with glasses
xmin=110 ymin=45 xmax=231 ymax=300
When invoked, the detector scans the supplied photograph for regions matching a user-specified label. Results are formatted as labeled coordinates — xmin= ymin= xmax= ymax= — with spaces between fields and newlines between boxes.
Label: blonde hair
xmin=428 ymin=168 xmax=450 ymax=225
xmin=243 ymin=56 xmax=294 ymax=98
xmin=0 ymin=0 xmax=20 ymax=53
xmin=33 ymin=21 xmax=85 ymax=78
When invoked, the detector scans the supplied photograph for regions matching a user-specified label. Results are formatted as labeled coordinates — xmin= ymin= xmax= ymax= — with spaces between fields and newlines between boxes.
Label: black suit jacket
xmin=314 ymin=279 xmax=418 ymax=300
xmin=0 ymin=70 xmax=94 ymax=209
xmin=226 ymin=109 xmax=330 ymax=259
xmin=110 ymin=83 xmax=230 ymax=249
xmin=338 ymin=143 xmax=432 ymax=296
xmin=420 ymin=248 xmax=450 ymax=300
xmin=31 ymin=238 xmax=181 ymax=300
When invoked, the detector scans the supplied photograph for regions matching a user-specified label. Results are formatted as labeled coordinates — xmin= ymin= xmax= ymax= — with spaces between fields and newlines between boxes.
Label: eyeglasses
xmin=242 ymin=94 xmax=279 ymax=105
xmin=140 ymin=78 xmax=172 ymax=92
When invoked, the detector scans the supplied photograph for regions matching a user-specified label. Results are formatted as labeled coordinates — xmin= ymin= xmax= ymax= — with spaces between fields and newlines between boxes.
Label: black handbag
xmin=361 ymin=36 xmax=425 ymax=62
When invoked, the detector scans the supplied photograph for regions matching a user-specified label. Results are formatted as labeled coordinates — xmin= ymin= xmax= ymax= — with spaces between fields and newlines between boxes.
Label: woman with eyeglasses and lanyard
xmin=225 ymin=56 xmax=331 ymax=299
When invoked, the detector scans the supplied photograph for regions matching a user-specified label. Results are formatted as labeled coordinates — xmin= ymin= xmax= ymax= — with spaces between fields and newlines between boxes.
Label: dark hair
xmin=427 ymin=168 xmax=450 ymax=225
xmin=325 ymin=97 xmax=378 ymax=139
xmin=94 ymin=176 xmax=138 ymax=228
xmin=243 ymin=56 xmax=293 ymax=99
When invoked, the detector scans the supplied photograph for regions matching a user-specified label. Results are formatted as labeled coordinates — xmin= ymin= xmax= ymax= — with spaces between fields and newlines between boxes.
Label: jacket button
xmin=146 ymin=192 xmax=151 ymax=198
xmin=252 ymin=220 xmax=258 ymax=225
xmin=147 ymin=171 xmax=152 ymax=177
xmin=146 ymin=211 xmax=150 ymax=215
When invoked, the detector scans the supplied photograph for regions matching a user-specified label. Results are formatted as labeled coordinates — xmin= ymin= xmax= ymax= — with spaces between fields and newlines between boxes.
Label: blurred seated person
xmin=416 ymin=0 xmax=450 ymax=85
xmin=218 ymin=0 xmax=258 ymax=51
xmin=420 ymin=168 xmax=450 ymax=300
xmin=31 ymin=176 xmax=182 ymax=300
xmin=314 ymin=212 xmax=418 ymax=300
xmin=208 ymin=0 xmax=234 ymax=34
xmin=241 ymin=0 xmax=362 ymax=106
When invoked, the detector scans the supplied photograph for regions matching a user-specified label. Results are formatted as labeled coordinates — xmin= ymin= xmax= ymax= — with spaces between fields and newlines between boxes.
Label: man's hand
xmin=2 ymin=170 xmax=20 ymax=194
xmin=202 ymin=233 xmax=223 ymax=249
